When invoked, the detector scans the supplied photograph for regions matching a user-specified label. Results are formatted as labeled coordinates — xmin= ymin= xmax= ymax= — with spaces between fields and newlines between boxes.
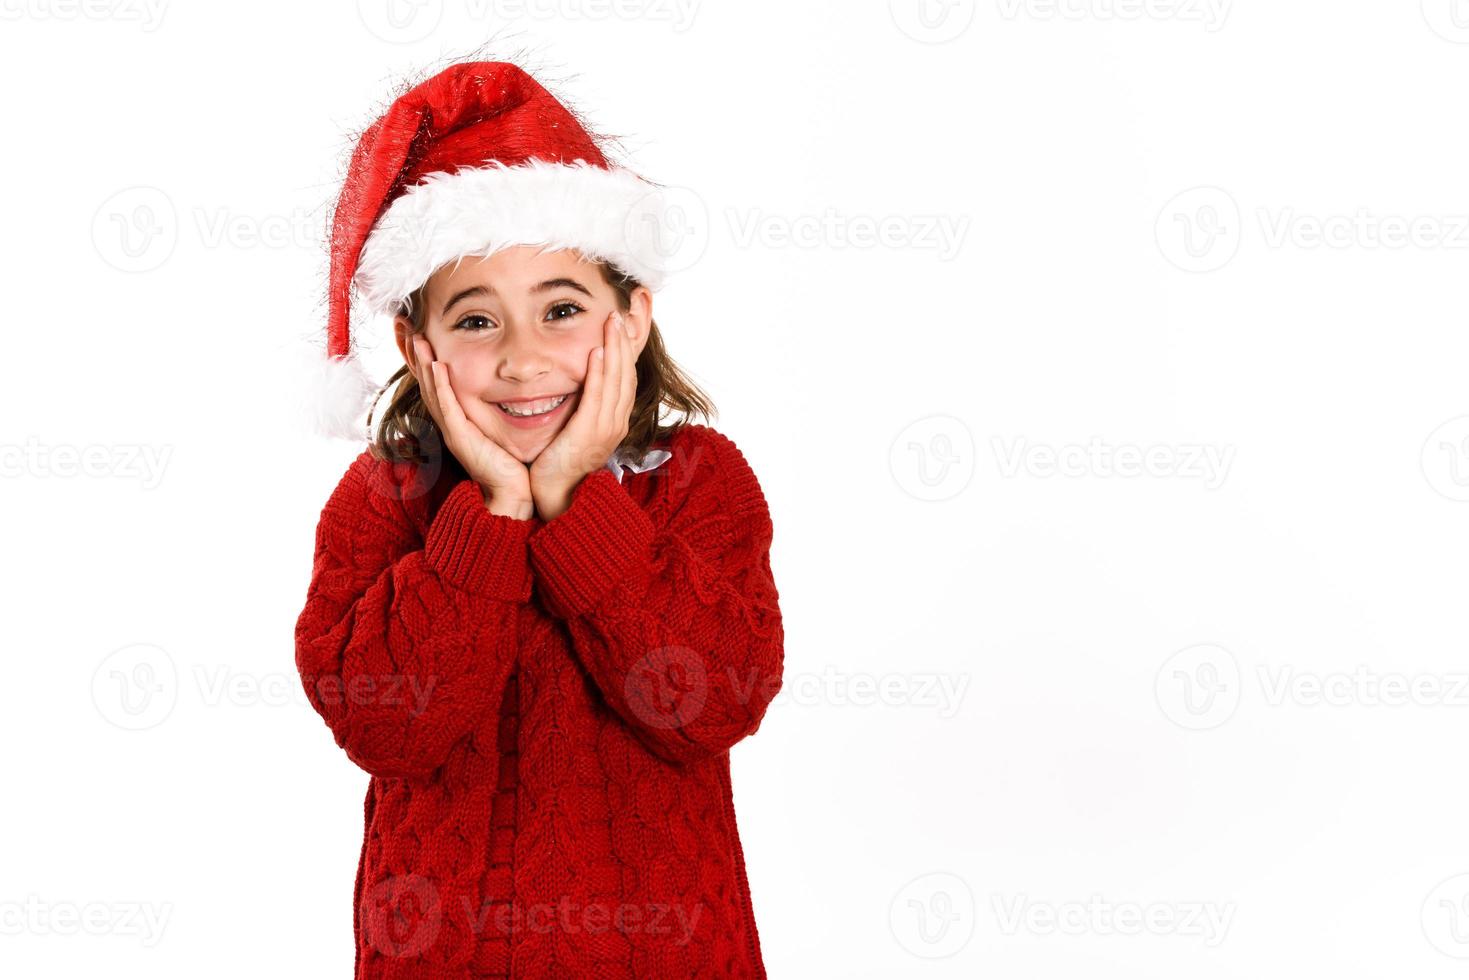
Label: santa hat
xmin=306 ymin=60 xmax=675 ymax=440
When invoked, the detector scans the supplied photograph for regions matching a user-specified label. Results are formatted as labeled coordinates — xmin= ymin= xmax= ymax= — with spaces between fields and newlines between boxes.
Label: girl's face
xmin=393 ymin=246 xmax=652 ymax=465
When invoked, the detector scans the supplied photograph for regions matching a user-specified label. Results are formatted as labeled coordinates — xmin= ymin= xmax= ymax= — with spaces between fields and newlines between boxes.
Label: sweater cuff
xmin=528 ymin=468 xmax=655 ymax=618
xmin=424 ymin=479 xmax=538 ymax=601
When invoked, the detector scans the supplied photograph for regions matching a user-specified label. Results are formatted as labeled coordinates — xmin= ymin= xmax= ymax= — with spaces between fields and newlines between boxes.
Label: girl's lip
xmin=496 ymin=392 xmax=575 ymax=429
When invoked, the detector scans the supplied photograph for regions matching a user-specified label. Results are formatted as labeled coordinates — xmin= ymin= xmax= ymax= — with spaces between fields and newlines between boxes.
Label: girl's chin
xmin=492 ymin=421 xmax=567 ymax=464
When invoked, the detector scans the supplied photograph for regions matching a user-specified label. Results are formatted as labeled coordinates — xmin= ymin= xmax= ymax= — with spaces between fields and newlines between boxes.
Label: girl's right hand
xmin=411 ymin=335 xmax=533 ymax=514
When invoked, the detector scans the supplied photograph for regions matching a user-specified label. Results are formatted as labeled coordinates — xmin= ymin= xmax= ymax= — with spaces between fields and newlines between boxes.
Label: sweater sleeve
xmin=526 ymin=431 xmax=784 ymax=766
xmin=294 ymin=453 xmax=540 ymax=781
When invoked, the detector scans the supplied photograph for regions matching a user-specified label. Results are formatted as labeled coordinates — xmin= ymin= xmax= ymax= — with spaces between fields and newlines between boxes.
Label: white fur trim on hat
xmin=354 ymin=157 xmax=672 ymax=317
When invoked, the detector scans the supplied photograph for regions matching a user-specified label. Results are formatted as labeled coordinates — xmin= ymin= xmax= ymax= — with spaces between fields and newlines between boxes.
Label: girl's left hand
xmin=530 ymin=310 xmax=637 ymax=520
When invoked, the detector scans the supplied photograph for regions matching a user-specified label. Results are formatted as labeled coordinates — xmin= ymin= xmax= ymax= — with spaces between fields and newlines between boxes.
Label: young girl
xmin=294 ymin=61 xmax=784 ymax=979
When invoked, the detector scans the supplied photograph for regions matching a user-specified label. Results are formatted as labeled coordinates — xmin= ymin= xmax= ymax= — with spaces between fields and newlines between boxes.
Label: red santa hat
xmin=307 ymin=60 xmax=675 ymax=440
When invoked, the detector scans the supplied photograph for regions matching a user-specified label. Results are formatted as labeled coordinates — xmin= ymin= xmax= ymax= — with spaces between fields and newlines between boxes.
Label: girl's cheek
xmin=450 ymin=348 xmax=497 ymax=386
xmin=574 ymin=338 xmax=603 ymax=378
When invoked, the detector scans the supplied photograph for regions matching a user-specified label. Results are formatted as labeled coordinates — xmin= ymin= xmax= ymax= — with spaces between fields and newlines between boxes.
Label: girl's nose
xmin=496 ymin=327 xmax=552 ymax=382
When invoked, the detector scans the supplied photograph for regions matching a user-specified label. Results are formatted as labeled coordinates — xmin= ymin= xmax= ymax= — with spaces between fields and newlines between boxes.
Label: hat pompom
xmin=299 ymin=346 xmax=380 ymax=442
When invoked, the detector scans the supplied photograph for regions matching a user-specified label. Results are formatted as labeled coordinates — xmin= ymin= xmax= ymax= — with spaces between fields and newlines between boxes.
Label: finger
xmin=599 ymin=312 xmax=621 ymax=433
xmin=611 ymin=313 xmax=634 ymax=436
xmin=584 ymin=336 xmax=605 ymax=420
xmin=575 ymin=339 xmax=606 ymax=475
xmin=414 ymin=337 xmax=437 ymax=411
xmin=618 ymin=315 xmax=636 ymax=425
xmin=432 ymin=360 xmax=470 ymax=446
xmin=412 ymin=337 xmax=446 ymax=437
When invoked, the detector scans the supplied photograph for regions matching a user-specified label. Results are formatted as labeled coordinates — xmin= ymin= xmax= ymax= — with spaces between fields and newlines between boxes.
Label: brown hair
xmin=365 ymin=260 xmax=715 ymax=467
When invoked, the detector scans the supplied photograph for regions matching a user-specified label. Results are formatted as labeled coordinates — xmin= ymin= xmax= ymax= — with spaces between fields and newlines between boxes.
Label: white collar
xmin=604 ymin=447 xmax=673 ymax=484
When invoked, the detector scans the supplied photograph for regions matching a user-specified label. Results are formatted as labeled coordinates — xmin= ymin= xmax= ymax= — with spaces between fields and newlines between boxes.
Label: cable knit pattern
xmin=295 ymin=423 xmax=783 ymax=978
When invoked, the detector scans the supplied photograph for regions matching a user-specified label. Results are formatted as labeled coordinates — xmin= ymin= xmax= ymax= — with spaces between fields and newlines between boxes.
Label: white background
xmin=3 ymin=1 xmax=1468 ymax=977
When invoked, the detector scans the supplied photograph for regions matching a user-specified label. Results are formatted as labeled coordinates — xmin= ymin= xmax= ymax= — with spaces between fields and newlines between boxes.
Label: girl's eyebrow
xmin=440 ymin=278 xmax=593 ymax=317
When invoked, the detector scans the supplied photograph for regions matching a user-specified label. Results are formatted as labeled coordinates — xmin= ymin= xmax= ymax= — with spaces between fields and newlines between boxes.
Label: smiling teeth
xmin=498 ymin=394 xmax=568 ymax=417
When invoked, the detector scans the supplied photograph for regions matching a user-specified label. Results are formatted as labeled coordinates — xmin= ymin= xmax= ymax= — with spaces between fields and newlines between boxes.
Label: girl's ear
xmin=393 ymin=316 xmax=424 ymax=384
xmin=626 ymin=285 xmax=654 ymax=358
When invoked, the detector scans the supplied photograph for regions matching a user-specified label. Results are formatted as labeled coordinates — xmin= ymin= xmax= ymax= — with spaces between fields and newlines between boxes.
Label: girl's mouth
xmin=495 ymin=392 xmax=574 ymax=429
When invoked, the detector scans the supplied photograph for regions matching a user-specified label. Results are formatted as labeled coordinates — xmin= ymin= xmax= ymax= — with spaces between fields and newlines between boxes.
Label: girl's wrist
xmin=482 ymin=489 xmax=534 ymax=520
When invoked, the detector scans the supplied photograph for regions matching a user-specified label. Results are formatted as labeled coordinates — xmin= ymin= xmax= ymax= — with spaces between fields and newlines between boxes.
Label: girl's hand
xmin=411 ymin=335 xmax=533 ymax=515
xmin=530 ymin=310 xmax=637 ymax=520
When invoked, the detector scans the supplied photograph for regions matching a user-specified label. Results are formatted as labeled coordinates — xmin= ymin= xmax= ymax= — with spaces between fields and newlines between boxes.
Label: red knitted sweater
xmin=294 ymin=422 xmax=783 ymax=978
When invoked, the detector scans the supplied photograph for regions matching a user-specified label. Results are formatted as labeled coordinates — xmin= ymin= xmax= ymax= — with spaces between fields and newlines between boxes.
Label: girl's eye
xmin=452 ymin=314 xmax=494 ymax=332
xmin=451 ymin=304 xmax=582 ymax=331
